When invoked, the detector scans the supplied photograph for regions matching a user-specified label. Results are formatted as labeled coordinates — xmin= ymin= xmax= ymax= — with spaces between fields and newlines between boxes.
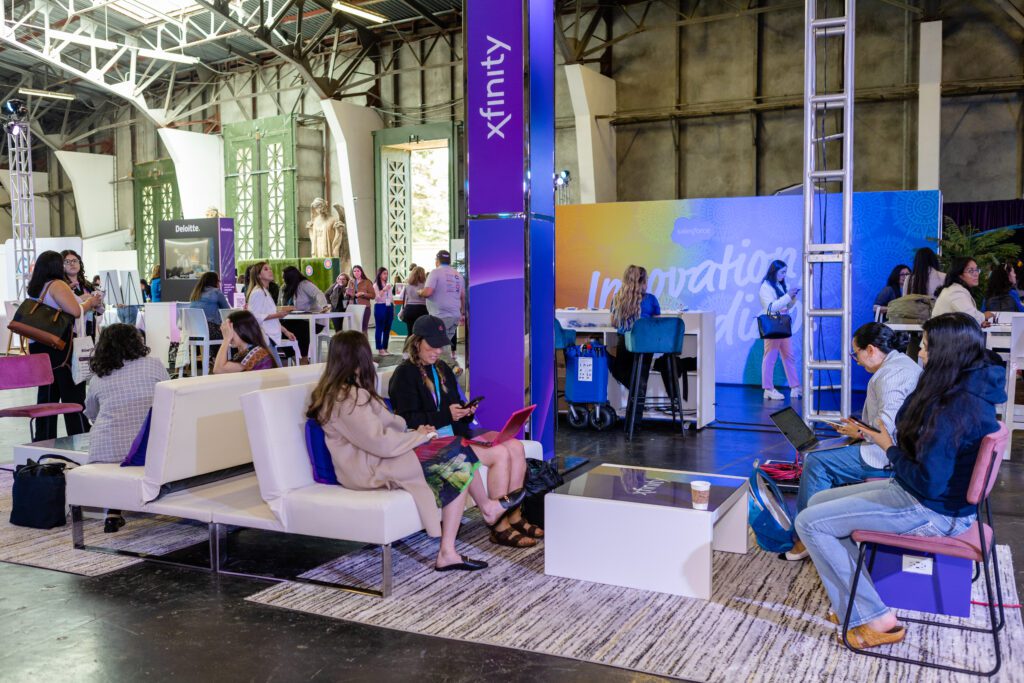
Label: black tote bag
xmin=10 ymin=456 xmax=78 ymax=529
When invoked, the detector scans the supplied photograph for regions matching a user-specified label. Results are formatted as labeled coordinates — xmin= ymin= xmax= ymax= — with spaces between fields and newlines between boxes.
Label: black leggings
xmin=402 ymin=304 xmax=429 ymax=334
xmin=29 ymin=341 xmax=89 ymax=441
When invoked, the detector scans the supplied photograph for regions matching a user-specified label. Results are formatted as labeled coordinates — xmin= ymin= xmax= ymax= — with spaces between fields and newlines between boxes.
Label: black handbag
xmin=520 ymin=459 xmax=565 ymax=527
xmin=8 ymin=282 xmax=75 ymax=350
xmin=757 ymin=313 xmax=792 ymax=340
xmin=10 ymin=455 xmax=79 ymax=529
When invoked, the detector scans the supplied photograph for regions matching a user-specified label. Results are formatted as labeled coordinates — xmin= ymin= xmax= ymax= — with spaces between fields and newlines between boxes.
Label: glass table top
xmin=553 ymin=464 xmax=747 ymax=512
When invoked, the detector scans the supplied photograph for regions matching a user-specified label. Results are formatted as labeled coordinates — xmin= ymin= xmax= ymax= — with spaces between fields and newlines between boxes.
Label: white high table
xmin=284 ymin=311 xmax=353 ymax=363
xmin=555 ymin=309 xmax=716 ymax=429
xmin=545 ymin=464 xmax=749 ymax=599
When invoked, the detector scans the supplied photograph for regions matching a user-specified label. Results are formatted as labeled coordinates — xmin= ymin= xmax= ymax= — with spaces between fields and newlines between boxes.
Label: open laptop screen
xmin=769 ymin=407 xmax=816 ymax=451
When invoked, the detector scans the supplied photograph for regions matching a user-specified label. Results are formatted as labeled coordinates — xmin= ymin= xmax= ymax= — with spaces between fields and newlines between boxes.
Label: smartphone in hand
xmin=461 ymin=396 xmax=485 ymax=409
xmin=848 ymin=416 xmax=878 ymax=432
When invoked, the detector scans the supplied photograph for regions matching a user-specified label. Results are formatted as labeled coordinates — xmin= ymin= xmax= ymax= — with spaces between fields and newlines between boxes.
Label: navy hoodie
xmin=887 ymin=363 xmax=1006 ymax=517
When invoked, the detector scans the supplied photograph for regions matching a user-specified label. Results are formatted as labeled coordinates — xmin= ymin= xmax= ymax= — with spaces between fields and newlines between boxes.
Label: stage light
xmin=6 ymin=122 xmax=22 ymax=136
xmin=18 ymin=87 xmax=76 ymax=101
xmin=554 ymin=169 xmax=571 ymax=187
xmin=331 ymin=1 xmax=388 ymax=24
xmin=2 ymin=99 xmax=27 ymax=120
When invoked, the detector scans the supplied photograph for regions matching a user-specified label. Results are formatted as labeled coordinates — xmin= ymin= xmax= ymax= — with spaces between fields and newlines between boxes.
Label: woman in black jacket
xmin=389 ymin=315 xmax=539 ymax=548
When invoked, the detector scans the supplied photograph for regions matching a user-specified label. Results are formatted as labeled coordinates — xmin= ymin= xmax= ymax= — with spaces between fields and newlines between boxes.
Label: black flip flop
xmin=434 ymin=557 xmax=489 ymax=572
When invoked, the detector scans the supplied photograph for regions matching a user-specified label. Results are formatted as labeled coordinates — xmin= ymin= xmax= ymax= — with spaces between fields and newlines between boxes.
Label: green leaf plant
xmin=931 ymin=217 xmax=1021 ymax=306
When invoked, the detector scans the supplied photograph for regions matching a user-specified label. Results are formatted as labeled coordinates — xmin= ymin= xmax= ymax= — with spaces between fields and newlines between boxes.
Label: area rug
xmin=246 ymin=512 xmax=1023 ymax=682
xmin=0 ymin=470 xmax=209 ymax=577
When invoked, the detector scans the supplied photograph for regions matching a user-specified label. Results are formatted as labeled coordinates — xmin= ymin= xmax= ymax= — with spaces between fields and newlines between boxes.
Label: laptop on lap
xmin=465 ymin=405 xmax=536 ymax=447
xmin=769 ymin=407 xmax=856 ymax=455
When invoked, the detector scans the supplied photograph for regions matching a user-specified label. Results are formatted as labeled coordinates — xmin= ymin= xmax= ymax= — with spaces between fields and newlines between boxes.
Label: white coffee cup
xmin=691 ymin=480 xmax=711 ymax=510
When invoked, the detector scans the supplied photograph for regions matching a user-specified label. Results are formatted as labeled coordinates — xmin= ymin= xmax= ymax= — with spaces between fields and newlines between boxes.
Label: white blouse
xmin=247 ymin=287 xmax=282 ymax=343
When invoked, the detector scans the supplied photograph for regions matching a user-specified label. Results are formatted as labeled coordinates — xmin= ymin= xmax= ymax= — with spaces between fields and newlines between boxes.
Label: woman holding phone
xmin=795 ymin=313 xmax=1004 ymax=650
xmin=759 ymin=260 xmax=802 ymax=401
xmin=389 ymin=315 xmax=538 ymax=549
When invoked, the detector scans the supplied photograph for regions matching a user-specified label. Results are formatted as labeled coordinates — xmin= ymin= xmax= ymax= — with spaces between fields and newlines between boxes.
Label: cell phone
xmin=848 ymin=416 xmax=878 ymax=432
xmin=819 ymin=418 xmax=845 ymax=429
xmin=461 ymin=396 xmax=485 ymax=409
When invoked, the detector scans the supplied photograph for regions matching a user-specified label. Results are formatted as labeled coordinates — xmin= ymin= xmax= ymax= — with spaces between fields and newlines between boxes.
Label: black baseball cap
xmin=436 ymin=249 xmax=451 ymax=264
xmin=412 ymin=315 xmax=450 ymax=348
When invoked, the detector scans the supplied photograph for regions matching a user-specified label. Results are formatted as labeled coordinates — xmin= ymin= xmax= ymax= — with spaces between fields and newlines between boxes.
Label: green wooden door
xmin=133 ymin=159 xmax=181 ymax=277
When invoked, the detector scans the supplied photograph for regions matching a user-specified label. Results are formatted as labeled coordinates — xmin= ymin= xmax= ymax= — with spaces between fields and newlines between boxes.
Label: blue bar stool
xmin=624 ymin=317 xmax=686 ymax=439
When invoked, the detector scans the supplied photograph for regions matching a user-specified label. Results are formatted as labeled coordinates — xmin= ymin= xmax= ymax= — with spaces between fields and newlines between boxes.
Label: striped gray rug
xmin=0 ymin=471 xmax=209 ymax=577
xmin=247 ymin=512 xmax=1023 ymax=682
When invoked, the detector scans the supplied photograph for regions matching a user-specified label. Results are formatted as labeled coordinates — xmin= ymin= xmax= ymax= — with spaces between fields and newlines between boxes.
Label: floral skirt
xmin=413 ymin=437 xmax=480 ymax=508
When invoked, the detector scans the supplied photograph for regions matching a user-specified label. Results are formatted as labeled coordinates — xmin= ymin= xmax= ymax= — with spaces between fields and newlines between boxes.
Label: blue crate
xmin=565 ymin=341 xmax=609 ymax=405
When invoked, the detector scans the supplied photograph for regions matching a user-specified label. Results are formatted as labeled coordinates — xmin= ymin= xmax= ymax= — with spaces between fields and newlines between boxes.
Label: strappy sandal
xmin=510 ymin=518 xmax=544 ymax=539
xmin=839 ymin=624 xmax=906 ymax=650
xmin=489 ymin=526 xmax=537 ymax=548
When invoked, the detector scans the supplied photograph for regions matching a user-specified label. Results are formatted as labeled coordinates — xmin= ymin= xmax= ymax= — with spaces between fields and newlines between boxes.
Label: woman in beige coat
xmin=307 ymin=331 xmax=513 ymax=571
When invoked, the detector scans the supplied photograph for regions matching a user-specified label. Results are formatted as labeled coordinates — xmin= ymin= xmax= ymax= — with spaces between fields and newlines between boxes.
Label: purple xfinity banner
xmin=466 ymin=0 xmax=525 ymax=215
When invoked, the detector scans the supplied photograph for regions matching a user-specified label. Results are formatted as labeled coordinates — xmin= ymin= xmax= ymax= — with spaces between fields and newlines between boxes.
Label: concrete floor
xmin=0 ymin=385 xmax=1021 ymax=682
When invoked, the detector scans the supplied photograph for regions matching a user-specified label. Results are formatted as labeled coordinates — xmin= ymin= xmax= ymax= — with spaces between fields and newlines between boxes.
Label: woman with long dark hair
xmin=759 ymin=259 xmax=801 ymax=401
xmin=903 ymin=247 xmax=944 ymax=297
xmin=873 ymin=264 xmax=910 ymax=316
xmin=245 ymin=261 xmax=296 ymax=349
xmin=188 ymin=271 xmax=229 ymax=339
xmin=61 ymin=249 xmax=104 ymax=338
xmin=346 ymin=264 xmax=374 ymax=334
xmin=372 ymin=267 xmax=394 ymax=355
xmin=796 ymin=313 xmax=1004 ymax=650
xmin=309 ymin=331 xmax=514 ymax=570
xmin=25 ymin=251 xmax=100 ymax=440
xmin=931 ymin=257 xmax=994 ymax=325
xmin=984 ymin=263 xmax=1024 ymax=313
xmin=325 ymin=272 xmax=351 ymax=332
xmin=279 ymin=265 xmax=329 ymax=360
xmin=785 ymin=322 xmax=921 ymax=561
xmin=213 ymin=310 xmax=276 ymax=373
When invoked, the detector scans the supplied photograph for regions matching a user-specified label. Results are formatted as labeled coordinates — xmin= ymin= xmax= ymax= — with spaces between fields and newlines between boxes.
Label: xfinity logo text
xmin=176 ymin=224 xmax=201 ymax=233
xmin=479 ymin=36 xmax=512 ymax=140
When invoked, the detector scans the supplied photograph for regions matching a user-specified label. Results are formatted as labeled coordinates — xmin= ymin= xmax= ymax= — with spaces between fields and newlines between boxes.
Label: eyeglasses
xmin=63 ymin=259 xmax=80 ymax=265
xmin=850 ymin=348 xmax=861 ymax=358
xmin=964 ymin=268 xmax=981 ymax=275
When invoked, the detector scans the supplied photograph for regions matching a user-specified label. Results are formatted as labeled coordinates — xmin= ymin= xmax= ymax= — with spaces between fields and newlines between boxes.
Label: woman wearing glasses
xmin=931 ymin=257 xmax=995 ymax=326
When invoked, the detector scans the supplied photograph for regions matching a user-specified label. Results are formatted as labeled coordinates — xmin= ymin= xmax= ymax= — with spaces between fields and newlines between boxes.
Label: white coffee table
xmin=13 ymin=433 xmax=91 ymax=467
xmin=544 ymin=464 xmax=749 ymax=599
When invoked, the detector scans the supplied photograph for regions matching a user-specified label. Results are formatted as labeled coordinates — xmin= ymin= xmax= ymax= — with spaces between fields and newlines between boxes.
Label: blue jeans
xmin=374 ymin=304 xmax=394 ymax=350
xmin=797 ymin=445 xmax=890 ymax=515
xmin=795 ymin=478 xmax=975 ymax=628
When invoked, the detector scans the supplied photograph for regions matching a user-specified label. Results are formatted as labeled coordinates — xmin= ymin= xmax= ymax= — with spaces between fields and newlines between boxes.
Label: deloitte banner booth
xmin=556 ymin=190 xmax=941 ymax=391
xmin=158 ymin=218 xmax=237 ymax=302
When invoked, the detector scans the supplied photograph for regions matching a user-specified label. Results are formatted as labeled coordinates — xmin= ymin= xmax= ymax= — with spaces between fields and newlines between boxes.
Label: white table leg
xmin=308 ymin=318 xmax=316 ymax=363
xmin=201 ymin=343 xmax=209 ymax=376
xmin=712 ymin=491 xmax=749 ymax=554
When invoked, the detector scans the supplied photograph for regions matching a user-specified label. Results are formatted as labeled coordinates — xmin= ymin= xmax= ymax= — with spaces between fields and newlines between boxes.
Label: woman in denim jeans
xmin=795 ymin=313 xmax=1004 ymax=650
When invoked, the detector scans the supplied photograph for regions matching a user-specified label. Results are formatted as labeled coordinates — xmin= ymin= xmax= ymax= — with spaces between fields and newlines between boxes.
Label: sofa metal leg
xmin=209 ymin=523 xmax=227 ymax=571
xmin=71 ymin=506 xmax=84 ymax=549
xmin=381 ymin=543 xmax=393 ymax=598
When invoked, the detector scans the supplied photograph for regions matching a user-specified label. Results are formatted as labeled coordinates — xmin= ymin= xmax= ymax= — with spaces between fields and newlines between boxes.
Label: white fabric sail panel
xmin=158 ymin=128 xmax=225 ymax=218
xmin=566 ymin=64 xmax=617 ymax=204
xmin=55 ymin=151 xmax=116 ymax=237
xmin=0 ymin=171 xmax=52 ymax=236
xmin=0 ymin=236 xmax=82 ymax=302
xmin=320 ymin=99 xmax=384 ymax=271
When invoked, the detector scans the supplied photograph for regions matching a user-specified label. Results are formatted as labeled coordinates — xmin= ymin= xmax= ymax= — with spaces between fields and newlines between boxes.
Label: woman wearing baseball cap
xmin=389 ymin=315 xmax=542 ymax=548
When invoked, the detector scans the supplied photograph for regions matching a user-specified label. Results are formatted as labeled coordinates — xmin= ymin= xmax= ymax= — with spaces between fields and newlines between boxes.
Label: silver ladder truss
xmin=802 ymin=0 xmax=855 ymax=422
xmin=8 ymin=119 xmax=36 ymax=300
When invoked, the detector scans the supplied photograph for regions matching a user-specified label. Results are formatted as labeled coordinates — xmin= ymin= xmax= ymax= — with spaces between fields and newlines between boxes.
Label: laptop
xmin=769 ymin=407 xmax=856 ymax=455
xmin=465 ymin=405 xmax=536 ymax=447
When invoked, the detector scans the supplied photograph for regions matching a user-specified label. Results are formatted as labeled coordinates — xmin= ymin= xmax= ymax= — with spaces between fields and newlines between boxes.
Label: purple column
xmin=218 ymin=217 xmax=236 ymax=299
xmin=466 ymin=0 xmax=555 ymax=457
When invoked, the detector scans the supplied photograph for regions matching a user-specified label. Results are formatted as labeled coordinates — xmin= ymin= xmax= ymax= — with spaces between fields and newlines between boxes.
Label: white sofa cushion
xmin=146 ymin=474 xmax=283 ymax=531
xmin=66 ymin=464 xmax=147 ymax=511
xmin=141 ymin=365 xmax=323 ymax=503
xmin=281 ymin=484 xmax=424 ymax=545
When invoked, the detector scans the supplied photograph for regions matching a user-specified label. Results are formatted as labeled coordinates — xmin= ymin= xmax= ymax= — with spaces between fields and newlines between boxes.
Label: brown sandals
xmin=489 ymin=526 xmax=537 ymax=548
xmin=838 ymin=623 xmax=906 ymax=650
xmin=510 ymin=518 xmax=544 ymax=539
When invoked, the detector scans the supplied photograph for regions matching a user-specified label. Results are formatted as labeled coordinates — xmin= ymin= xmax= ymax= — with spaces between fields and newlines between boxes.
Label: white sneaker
xmin=764 ymin=389 xmax=784 ymax=401
xmin=784 ymin=540 xmax=809 ymax=561
xmin=791 ymin=387 xmax=803 ymax=399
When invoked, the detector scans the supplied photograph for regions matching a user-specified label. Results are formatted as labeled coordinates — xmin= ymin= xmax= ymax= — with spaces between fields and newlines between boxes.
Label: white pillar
xmin=158 ymin=128 xmax=226 ymax=218
xmin=320 ymin=99 xmax=383 ymax=271
xmin=565 ymin=64 xmax=617 ymax=204
xmin=55 ymin=151 xmax=115 ymax=237
xmin=918 ymin=21 xmax=942 ymax=191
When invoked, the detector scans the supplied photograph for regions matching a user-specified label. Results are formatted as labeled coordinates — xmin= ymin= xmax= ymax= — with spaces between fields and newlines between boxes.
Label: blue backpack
xmin=748 ymin=461 xmax=796 ymax=553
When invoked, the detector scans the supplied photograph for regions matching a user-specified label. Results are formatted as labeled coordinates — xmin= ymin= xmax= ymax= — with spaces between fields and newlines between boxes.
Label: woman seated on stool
xmin=309 ymin=331 xmax=521 ymax=571
xmin=84 ymin=324 xmax=169 ymax=532
xmin=213 ymin=310 xmax=276 ymax=373
xmin=795 ymin=313 xmax=1004 ymax=650
xmin=389 ymin=315 xmax=541 ymax=549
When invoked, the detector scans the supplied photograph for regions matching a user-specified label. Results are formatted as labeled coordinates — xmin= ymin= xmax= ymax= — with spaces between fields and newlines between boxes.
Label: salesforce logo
xmin=176 ymin=224 xmax=201 ymax=233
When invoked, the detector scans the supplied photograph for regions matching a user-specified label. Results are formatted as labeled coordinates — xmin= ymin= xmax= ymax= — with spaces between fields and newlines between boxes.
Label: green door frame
xmin=373 ymin=122 xmax=460 ymax=273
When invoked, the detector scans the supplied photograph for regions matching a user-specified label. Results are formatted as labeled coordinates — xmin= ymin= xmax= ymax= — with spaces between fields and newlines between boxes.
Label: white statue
xmin=205 ymin=206 xmax=221 ymax=218
xmin=307 ymin=198 xmax=350 ymax=269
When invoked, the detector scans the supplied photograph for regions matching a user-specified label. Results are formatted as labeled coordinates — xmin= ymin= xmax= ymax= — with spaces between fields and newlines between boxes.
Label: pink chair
xmin=842 ymin=423 xmax=1009 ymax=676
xmin=0 ymin=354 xmax=84 ymax=441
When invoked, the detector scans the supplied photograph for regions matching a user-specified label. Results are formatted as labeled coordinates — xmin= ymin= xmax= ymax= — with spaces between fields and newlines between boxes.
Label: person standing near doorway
xmin=760 ymin=259 xmax=802 ymax=401
xmin=419 ymin=250 xmax=464 ymax=375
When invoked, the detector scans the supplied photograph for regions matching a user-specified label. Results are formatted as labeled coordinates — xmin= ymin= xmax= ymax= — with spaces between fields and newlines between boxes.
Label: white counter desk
xmin=555 ymin=309 xmax=716 ymax=429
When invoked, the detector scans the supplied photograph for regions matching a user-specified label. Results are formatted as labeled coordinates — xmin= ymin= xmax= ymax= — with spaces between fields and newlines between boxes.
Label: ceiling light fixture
xmin=46 ymin=29 xmax=119 ymax=51
xmin=331 ymin=1 xmax=387 ymax=24
xmin=137 ymin=48 xmax=200 ymax=65
xmin=18 ymin=87 xmax=76 ymax=101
